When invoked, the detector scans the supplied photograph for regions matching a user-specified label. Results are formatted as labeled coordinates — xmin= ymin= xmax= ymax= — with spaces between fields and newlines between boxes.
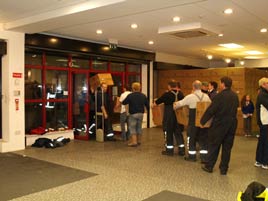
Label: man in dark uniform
xmin=96 ymin=82 xmax=114 ymax=141
xmin=201 ymin=76 xmax=239 ymax=175
xmin=153 ymin=80 xmax=185 ymax=156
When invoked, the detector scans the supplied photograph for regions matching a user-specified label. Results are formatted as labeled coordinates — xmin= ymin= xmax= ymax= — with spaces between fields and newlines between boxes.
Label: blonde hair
xmin=258 ymin=77 xmax=268 ymax=87
xmin=132 ymin=82 xmax=141 ymax=92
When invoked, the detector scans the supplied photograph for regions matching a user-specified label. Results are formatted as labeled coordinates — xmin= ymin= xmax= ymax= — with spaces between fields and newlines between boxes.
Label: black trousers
xmin=206 ymin=118 xmax=237 ymax=172
xmin=97 ymin=115 xmax=114 ymax=140
xmin=165 ymin=106 xmax=184 ymax=149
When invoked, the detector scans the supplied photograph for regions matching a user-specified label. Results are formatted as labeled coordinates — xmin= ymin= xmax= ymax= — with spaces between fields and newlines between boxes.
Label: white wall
xmin=155 ymin=52 xmax=209 ymax=68
xmin=0 ymin=29 xmax=25 ymax=152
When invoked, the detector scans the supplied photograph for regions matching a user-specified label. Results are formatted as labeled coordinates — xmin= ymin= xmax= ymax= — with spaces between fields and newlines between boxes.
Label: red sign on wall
xmin=13 ymin=73 xmax=22 ymax=78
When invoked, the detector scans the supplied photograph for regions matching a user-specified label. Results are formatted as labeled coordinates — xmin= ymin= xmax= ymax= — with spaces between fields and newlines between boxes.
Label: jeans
xmin=128 ymin=113 xmax=144 ymax=135
xmin=120 ymin=112 xmax=129 ymax=140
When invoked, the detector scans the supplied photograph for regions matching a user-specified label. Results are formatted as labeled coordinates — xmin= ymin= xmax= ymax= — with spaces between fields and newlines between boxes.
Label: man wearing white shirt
xmin=119 ymin=86 xmax=131 ymax=141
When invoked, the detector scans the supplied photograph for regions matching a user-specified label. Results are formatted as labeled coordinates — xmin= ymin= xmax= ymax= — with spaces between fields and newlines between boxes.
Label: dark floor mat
xmin=0 ymin=153 xmax=97 ymax=200
xmin=143 ymin=190 xmax=210 ymax=201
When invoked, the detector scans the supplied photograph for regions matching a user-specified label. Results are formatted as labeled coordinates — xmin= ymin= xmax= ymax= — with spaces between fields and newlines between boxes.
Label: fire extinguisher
xmin=15 ymin=99 xmax=19 ymax=111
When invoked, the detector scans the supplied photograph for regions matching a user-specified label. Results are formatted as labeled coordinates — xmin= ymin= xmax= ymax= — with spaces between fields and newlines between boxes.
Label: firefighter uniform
xmin=174 ymin=90 xmax=211 ymax=161
xmin=155 ymin=89 xmax=185 ymax=156
xmin=237 ymin=181 xmax=268 ymax=201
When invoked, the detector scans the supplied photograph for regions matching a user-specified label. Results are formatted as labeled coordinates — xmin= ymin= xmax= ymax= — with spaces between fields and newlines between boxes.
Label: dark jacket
xmin=241 ymin=101 xmax=254 ymax=115
xmin=256 ymin=87 xmax=268 ymax=126
xmin=201 ymin=88 xmax=239 ymax=125
xmin=155 ymin=90 xmax=184 ymax=105
xmin=208 ymin=89 xmax=217 ymax=100
xmin=122 ymin=92 xmax=149 ymax=114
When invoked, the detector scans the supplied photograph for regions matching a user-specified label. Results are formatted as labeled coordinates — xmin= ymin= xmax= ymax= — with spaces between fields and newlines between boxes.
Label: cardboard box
xmin=195 ymin=101 xmax=212 ymax=128
xmin=90 ymin=73 xmax=114 ymax=89
xmin=175 ymin=105 xmax=189 ymax=126
xmin=152 ymin=103 xmax=164 ymax=126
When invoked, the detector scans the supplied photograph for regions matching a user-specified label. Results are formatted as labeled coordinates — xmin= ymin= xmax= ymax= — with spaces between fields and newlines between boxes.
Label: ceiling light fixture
xmin=173 ymin=16 xmax=181 ymax=22
xmin=240 ymin=61 xmax=245 ymax=65
xmin=207 ymin=55 xmax=213 ymax=60
xmin=96 ymin=29 xmax=103 ymax=34
xmin=148 ymin=41 xmax=154 ymax=45
xmin=225 ymin=58 xmax=231 ymax=63
xmin=131 ymin=23 xmax=138 ymax=29
xmin=218 ymin=33 xmax=224 ymax=37
xmin=224 ymin=8 xmax=233 ymax=15
xmin=260 ymin=28 xmax=267 ymax=33
xmin=245 ymin=50 xmax=264 ymax=55
xmin=219 ymin=43 xmax=244 ymax=49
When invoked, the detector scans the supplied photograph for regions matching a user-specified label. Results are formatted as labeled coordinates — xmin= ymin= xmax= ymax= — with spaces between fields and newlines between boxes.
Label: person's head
xmin=220 ymin=76 xmax=232 ymax=89
xmin=208 ymin=81 xmax=218 ymax=91
xmin=258 ymin=77 xmax=268 ymax=91
xmin=132 ymin=82 xmax=141 ymax=92
xmin=101 ymin=82 xmax=108 ymax=92
xmin=167 ymin=80 xmax=177 ymax=90
xmin=192 ymin=80 xmax=202 ymax=91
xmin=201 ymin=82 xmax=209 ymax=91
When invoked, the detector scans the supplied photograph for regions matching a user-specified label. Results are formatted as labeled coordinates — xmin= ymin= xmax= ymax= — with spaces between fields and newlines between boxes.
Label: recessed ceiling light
xmin=219 ymin=43 xmax=244 ymax=49
xmin=224 ymin=8 xmax=233 ymax=15
xmin=244 ymin=56 xmax=262 ymax=59
xmin=218 ymin=33 xmax=224 ymax=37
xmin=260 ymin=28 xmax=267 ymax=33
xmin=173 ymin=16 xmax=181 ymax=22
xmin=207 ymin=55 xmax=213 ymax=60
xmin=50 ymin=38 xmax=58 ymax=43
xmin=131 ymin=23 xmax=138 ymax=29
xmin=245 ymin=50 xmax=264 ymax=55
xmin=96 ymin=29 xmax=103 ymax=34
xmin=148 ymin=41 xmax=154 ymax=45
xmin=240 ymin=61 xmax=245 ymax=65
xmin=225 ymin=58 xmax=231 ymax=63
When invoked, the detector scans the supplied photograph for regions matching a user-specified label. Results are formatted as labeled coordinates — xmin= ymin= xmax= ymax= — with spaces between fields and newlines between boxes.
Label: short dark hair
xmin=168 ymin=80 xmax=177 ymax=88
xmin=209 ymin=81 xmax=218 ymax=90
xmin=220 ymin=76 xmax=232 ymax=88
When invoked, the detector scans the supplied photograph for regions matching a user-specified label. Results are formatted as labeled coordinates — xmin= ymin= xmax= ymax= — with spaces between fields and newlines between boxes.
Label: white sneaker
xmin=262 ymin=165 xmax=268 ymax=170
xmin=254 ymin=162 xmax=262 ymax=167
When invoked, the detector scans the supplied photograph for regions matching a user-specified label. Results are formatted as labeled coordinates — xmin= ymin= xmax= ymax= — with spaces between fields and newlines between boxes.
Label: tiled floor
xmin=13 ymin=127 xmax=268 ymax=201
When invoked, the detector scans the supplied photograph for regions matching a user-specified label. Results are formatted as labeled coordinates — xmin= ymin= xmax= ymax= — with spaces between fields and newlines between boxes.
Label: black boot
xmin=162 ymin=148 xmax=174 ymax=156
xmin=178 ymin=147 xmax=185 ymax=156
xmin=184 ymin=154 xmax=197 ymax=162
xmin=200 ymin=154 xmax=207 ymax=164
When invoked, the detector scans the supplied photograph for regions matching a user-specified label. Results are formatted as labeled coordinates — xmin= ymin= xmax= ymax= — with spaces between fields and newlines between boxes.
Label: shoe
xmin=202 ymin=165 xmax=213 ymax=173
xmin=162 ymin=150 xmax=174 ymax=156
xmin=178 ymin=147 xmax=185 ymax=156
xmin=254 ymin=161 xmax=262 ymax=167
xmin=220 ymin=170 xmax=227 ymax=175
xmin=184 ymin=156 xmax=197 ymax=162
xmin=262 ymin=165 xmax=268 ymax=170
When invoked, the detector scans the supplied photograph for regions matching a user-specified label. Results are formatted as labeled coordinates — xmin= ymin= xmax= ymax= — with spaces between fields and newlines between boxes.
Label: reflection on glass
xmin=25 ymin=52 xmax=42 ymax=66
xmin=46 ymin=102 xmax=68 ymax=130
xmin=128 ymin=75 xmax=141 ymax=87
xmin=72 ymin=58 xmax=89 ymax=69
xmin=46 ymin=55 xmax=68 ymax=67
xmin=25 ymin=103 xmax=42 ymax=133
xmin=111 ymin=62 xmax=125 ymax=72
xmin=25 ymin=68 xmax=42 ymax=99
xmin=46 ymin=70 xmax=68 ymax=99
xmin=92 ymin=60 xmax=108 ymax=71
xmin=128 ymin=64 xmax=141 ymax=73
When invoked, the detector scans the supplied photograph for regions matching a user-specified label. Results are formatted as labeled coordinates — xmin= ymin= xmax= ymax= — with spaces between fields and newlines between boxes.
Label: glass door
xmin=72 ymin=72 xmax=89 ymax=140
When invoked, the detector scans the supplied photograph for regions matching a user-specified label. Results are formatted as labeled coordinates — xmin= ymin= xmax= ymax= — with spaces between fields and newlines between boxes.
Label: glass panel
xmin=25 ymin=68 xmax=42 ymax=99
xmin=111 ymin=74 xmax=122 ymax=96
xmin=110 ymin=62 xmax=125 ymax=72
xmin=25 ymin=52 xmax=42 ymax=66
xmin=128 ymin=64 xmax=141 ymax=73
xmin=128 ymin=75 xmax=141 ymax=87
xmin=25 ymin=103 xmax=43 ymax=133
xmin=45 ymin=55 xmax=68 ymax=67
xmin=92 ymin=60 xmax=108 ymax=71
xmin=46 ymin=102 xmax=68 ymax=130
xmin=72 ymin=58 xmax=89 ymax=69
xmin=73 ymin=74 xmax=88 ymax=137
xmin=46 ymin=70 xmax=68 ymax=99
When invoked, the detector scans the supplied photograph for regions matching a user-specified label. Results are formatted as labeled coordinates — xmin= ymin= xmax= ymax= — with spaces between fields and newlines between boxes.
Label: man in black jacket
xmin=254 ymin=77 xmax=268 ymax=170
xmin=154 ymin=80 xmax=185 ymax=156
xmin=200 ymin=76 xmax=239 ymax=175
